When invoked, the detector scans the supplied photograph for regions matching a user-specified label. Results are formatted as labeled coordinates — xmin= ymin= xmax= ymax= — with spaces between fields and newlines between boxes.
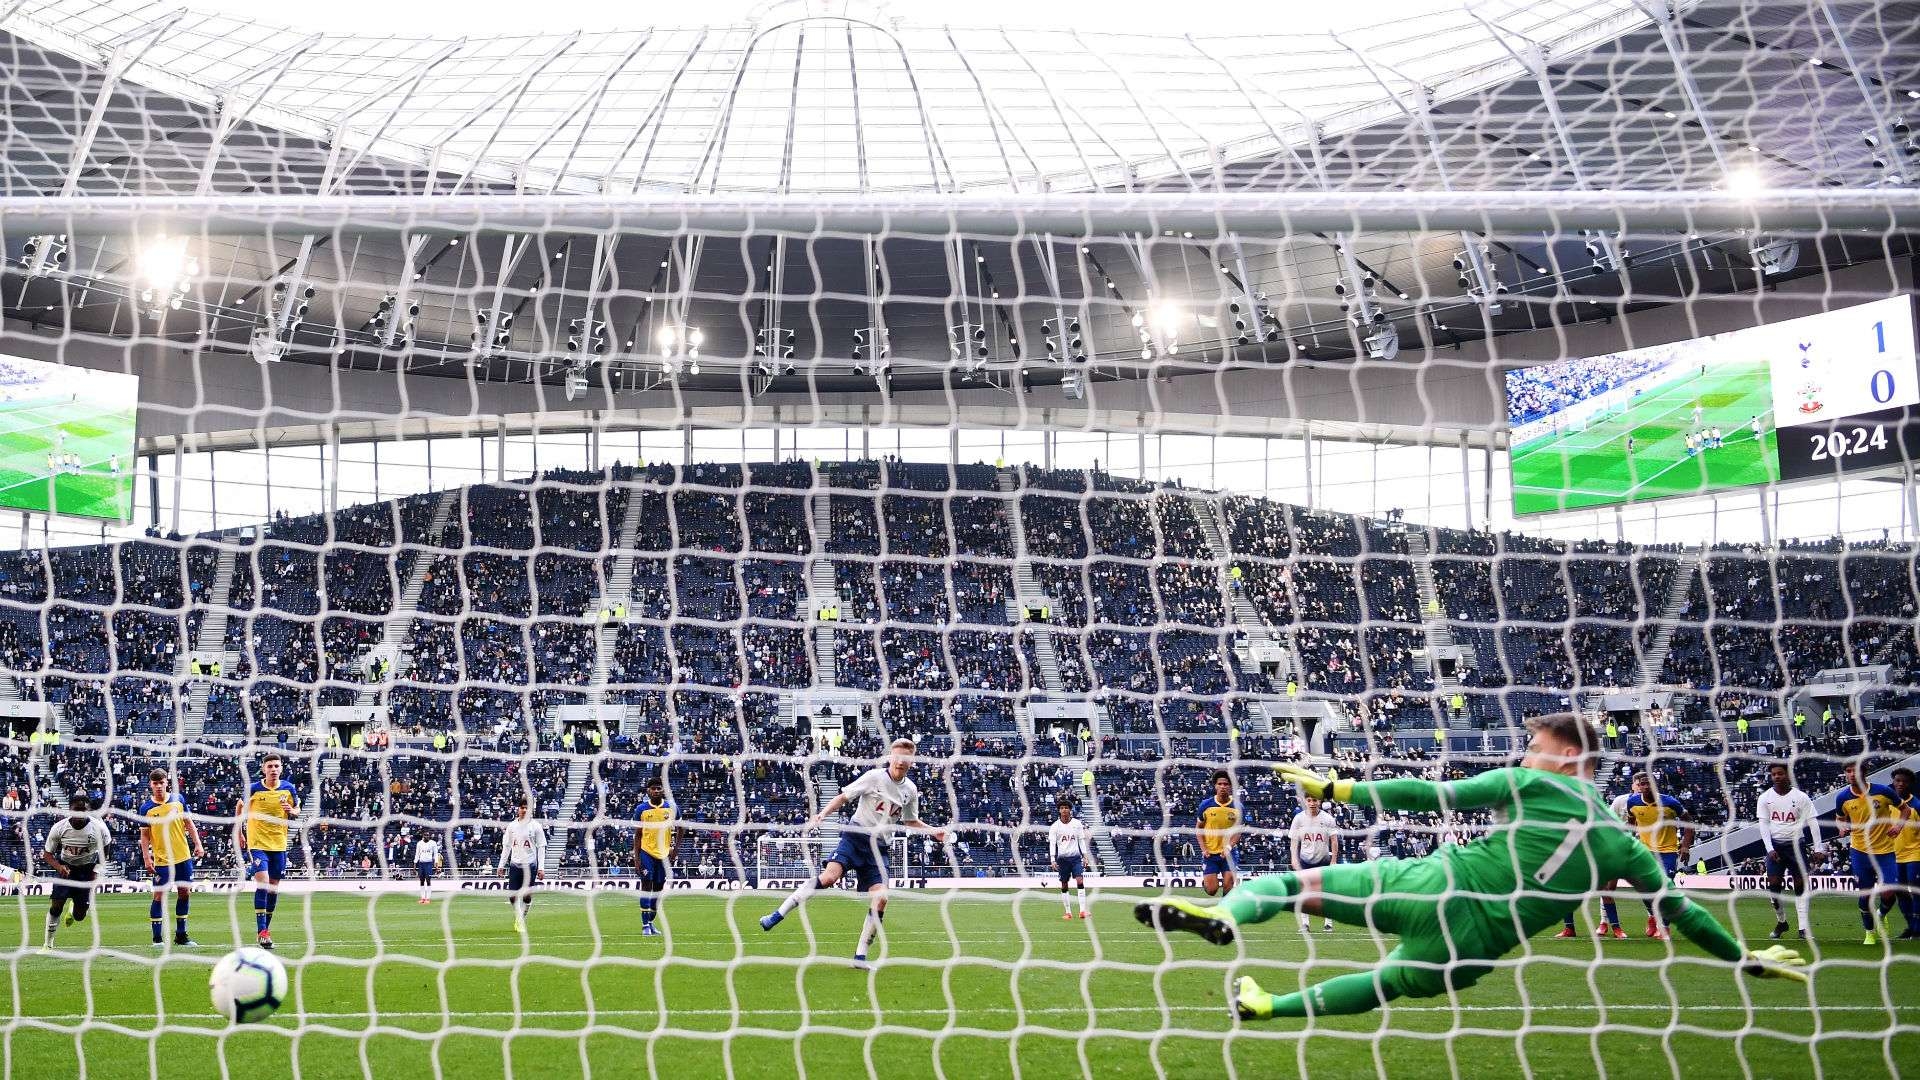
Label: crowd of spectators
xmin=1 ymin=460 xmax=1917 ymax=884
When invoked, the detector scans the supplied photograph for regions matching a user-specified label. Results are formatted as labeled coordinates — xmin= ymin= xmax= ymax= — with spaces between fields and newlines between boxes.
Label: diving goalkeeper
xmin=1135 ymin=714 xmax=1805 ymax=1020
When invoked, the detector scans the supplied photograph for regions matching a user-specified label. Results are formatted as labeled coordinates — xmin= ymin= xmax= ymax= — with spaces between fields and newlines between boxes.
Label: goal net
xmin=756 ymin=834 xmax=911 ymax=887
xmin=0 ymin=0 xmax=1918 ymax=1074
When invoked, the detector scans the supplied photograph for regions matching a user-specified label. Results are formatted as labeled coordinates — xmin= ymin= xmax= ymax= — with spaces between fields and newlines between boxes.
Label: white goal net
xmin=0 ymin=0 xmax=1917 ymax=1076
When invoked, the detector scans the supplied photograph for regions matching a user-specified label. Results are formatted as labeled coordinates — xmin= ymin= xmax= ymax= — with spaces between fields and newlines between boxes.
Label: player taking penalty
xmin=1135 ymin=714 xmax=1805 ymax=1020
xmin=760 ymin=738 xmax=946 ymax=970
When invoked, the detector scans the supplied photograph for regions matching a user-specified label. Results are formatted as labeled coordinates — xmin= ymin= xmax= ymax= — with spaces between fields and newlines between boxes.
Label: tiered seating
xmin=2 ymin=459 xmax=1915 ymax=885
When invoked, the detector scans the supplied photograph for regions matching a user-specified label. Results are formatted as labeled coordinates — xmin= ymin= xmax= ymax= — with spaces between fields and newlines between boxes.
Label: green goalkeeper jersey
xmin=1350 ymin=766 xmax=1743 ymax=961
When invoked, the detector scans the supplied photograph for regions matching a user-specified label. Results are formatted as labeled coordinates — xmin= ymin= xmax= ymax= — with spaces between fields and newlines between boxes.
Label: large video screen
xmin=0 ymin=356 xmax=137 ymax=522
xmin=1507 ymin=296 xmax=1918 ymax=516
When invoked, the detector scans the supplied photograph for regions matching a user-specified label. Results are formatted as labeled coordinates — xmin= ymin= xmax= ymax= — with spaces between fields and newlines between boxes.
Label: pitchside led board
xmin=0 ymin=354 xmax=137 ymax=523
xmin=1506 ymin=295 xmax=1920 ymax=516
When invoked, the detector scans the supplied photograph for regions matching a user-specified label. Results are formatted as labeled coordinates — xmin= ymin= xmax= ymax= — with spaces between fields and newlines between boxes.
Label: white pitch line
xmin=11 ymin=1003 xmax=1908 ymax=1024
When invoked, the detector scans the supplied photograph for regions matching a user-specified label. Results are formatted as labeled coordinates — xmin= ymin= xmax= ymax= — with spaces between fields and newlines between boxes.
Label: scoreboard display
xmin=1507 ymin=295 xmax=1919 ymax=516
xmin=1769 ymin=296 xmax=1920 ymax=481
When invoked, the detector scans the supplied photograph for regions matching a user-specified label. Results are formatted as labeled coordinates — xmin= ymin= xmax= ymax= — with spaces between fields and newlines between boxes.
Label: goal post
xmin=754 ymin=833 xmax=910 ymax=888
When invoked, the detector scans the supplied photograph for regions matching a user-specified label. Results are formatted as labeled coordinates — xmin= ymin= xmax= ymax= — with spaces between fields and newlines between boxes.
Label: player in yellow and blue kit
xmin=634 ymin=776 xmax=682 ymax=937
xmin=138 ymin=768 xmax=204 ymax=947
xmin=235 ymin=753 xmax=298 ymax=951
xmin=1621 ymin=772 xmax=1693 ymax=939
xmin=1892 ymin=767 xmax=1920 ymax=940
xmin=1833 ymin=760 xmax=1901 ymax=945
xmin=1197 ymin=771 xmax=1244 ymax=896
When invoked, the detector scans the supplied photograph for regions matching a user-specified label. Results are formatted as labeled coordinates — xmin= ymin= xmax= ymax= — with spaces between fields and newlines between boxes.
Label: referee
xmin=41 ymin=794 xmax=111 ymax=952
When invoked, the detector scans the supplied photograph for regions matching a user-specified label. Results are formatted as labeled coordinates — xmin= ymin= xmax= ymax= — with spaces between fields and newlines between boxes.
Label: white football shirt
xmin=1048 ymin=817 xmax=1089 ymax=861
xmin=1755 ymin=787 xmax=1818 ymax=850
xmin=1289 ymin=809 xmax=1339 ymax=866
xmin=43 ymin=817 xmax=111 ymax=867
xmin=839 ymin=767 xmax=920 ymax=834
xmin=499 ymin=818 xmax=546 ymax=868
xmin=415 ymin=838 xmax=442 ymax=864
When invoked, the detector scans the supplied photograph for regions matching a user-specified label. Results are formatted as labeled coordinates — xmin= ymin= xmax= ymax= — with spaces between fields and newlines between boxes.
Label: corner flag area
xmin=1510 ymin=360 xmax=1779 ymax=516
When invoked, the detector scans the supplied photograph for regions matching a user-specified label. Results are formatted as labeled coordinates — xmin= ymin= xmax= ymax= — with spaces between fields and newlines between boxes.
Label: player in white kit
xmin=1049 ymin=799 xmax=1092 ymax=919
xmin=415 ymin=835 xmax=443 ymax=904
xmin=1288 ymin=796 xmax=1340 ymax=932
xmin=760 ymin=738 xmax=947 ymax=969
xmin=41 ymin=795 xmax=111 ymax=952
xmin=498 ymin=801 xmax=546 ymax=934
xmin=1756 ymin=762 xmax=1819 ymax=939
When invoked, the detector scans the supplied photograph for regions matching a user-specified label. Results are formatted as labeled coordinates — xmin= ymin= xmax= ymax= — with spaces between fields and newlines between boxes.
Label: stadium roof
xmin=0 ymin=0 xmax=1664 ymax=197
xmin=0 ymin=0 xmax=1917 ymax=447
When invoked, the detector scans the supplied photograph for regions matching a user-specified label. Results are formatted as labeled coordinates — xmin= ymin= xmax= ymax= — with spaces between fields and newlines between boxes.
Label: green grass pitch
xmin=1510 ymin=360 xmax=1780 ymax=516
xmin=5 ymin=891 xmax=1913 ymax=1079
xmin=0 ymin=397 xmax=135 ymax=521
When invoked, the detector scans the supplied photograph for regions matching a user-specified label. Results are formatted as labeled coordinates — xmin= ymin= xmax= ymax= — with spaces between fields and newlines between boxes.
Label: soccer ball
xmin=209 ymin=947 xmax=288 ymax=1024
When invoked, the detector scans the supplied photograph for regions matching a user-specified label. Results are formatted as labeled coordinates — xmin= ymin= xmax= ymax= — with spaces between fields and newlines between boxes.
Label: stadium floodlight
xmin=473 ymin=310 xmax=513 ymax=355
xmin=756 ymin=326 xmax=795 ymax=359
xmin=1750 ymin=237 xmax=1801 ymax=276
xmin=566 ymin=318 xmax=602 ymax=355
xmin=1042 ymin=318 xmax=1085 ymax=361
xmin=1453 ymin=247 xmax=1507 ymax=314
xmin=134 ymin=234 xmax=195 ymax=292
xmin=1723 ymin=165 xmax=1769 ymax=197
xmin=248 ymin=328 xmax=287 ymax=363
xmin=563 ymin=365 xmax=590 ymax=401
xmin=1148 ymin=301 xmax=1183 ymax=335
xmin=947 ymin=322 xmax=991 ymax=361
xmin=852 ymin=326 xmax=889 ymax=362
xmin=370 ymin=294 xmax=418 ymax=347
xmin=656 ymin=324 xmax=703 ymax=357
xmin=1061 ymin=370 xmax=1086 ymax=399
xmin=1363 ymin=320 xmax=1400 ymax=360
xmin=1582 ymin=229 xmax=1630 ymax=272
xmin=21 ymin=234 xmax=67 ymax=277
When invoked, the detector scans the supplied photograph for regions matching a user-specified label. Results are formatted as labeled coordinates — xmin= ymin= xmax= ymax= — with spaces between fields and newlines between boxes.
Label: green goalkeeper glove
xmin=1741 ymin=945 xmax=1808 ymax=982
xmin=1272 ymin=763 xmax=1353 ymax=803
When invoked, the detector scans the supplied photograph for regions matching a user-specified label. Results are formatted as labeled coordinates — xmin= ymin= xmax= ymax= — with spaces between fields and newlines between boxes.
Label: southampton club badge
xmin=1795 ymin=340 xmax=1825 ymax=416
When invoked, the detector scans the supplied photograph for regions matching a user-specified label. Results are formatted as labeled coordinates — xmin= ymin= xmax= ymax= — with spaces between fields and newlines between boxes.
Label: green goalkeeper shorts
xmin=1316 ymin=857 xmax=1517 ymax=999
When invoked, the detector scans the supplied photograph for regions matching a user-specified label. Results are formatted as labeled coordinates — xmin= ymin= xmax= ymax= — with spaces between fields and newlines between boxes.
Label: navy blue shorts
xmin=1201 ymin=853 xmax=1237 ymax=877
xmin=1850 ymin=849 xmax=1898 ymax=890
xmin=506 ymin=864 xmax=536 ymax=893
xmin=416 ymin=861 xmax=435 ymax=884
xmin=638 ymin=851 xmax=668 ymax=893
xmin=152 ymin=858 xmax=194 ymax=888
xmin=1657 ymin=851 xmax=1679 ymax=877
xmin=1056 ymin=854 xmax=1085 ymax=883
xmin=248 ymin=849 xmax=288 ymax=881
xmin=1296 ymin=855 xmax=1331 ymax=871
xmin=826 ymin=831 xmax=889 ymax=892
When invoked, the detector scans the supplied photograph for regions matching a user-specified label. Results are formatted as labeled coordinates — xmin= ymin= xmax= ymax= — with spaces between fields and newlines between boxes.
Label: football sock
xmin=255 ymin=888 xmax=269 ymax=933
xmin=149 ymin=898 xmax=164 ymax=942
xmin=1218 ymin=873 xmax=1300 ymax=925
xmin=1264 ymin=971 xmax=1400 ymax=1018
xmin=776 ymin=878 xmax=820 ymax=918
xmin=856 ymin=908 xmax=884 ymax=957
xmin=175 ymin=894 xmax=190 ymax=939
